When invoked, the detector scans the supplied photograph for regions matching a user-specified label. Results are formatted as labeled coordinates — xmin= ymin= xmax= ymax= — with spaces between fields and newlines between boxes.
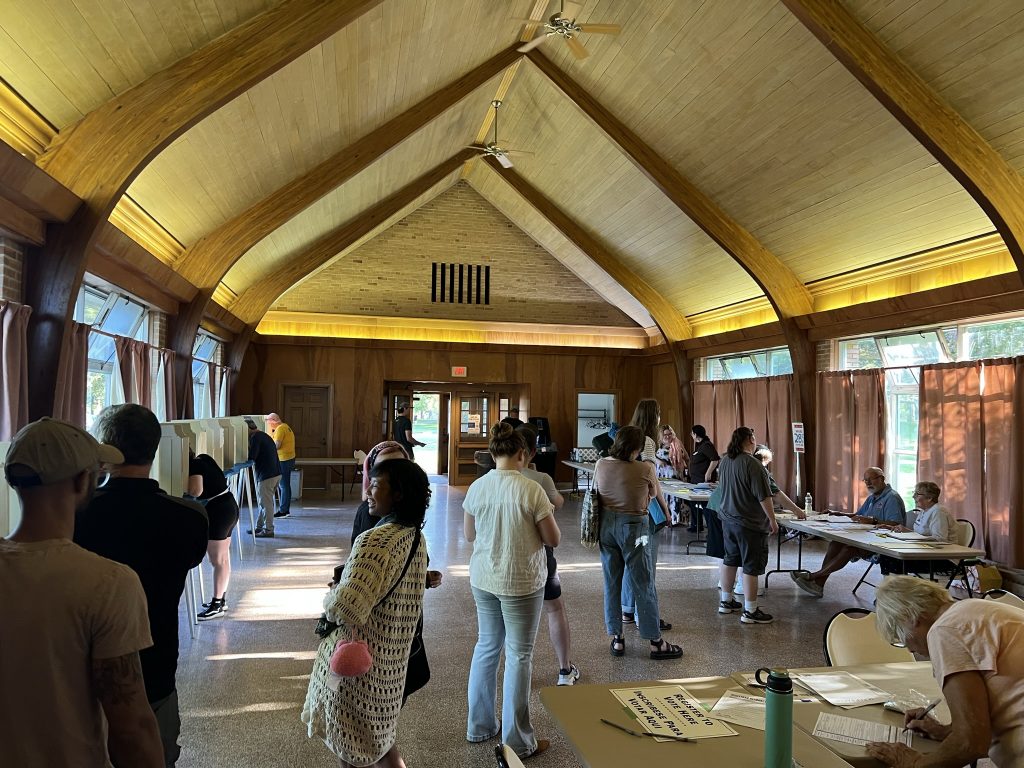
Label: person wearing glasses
xmin=75 ymin=404 xmax=209 ymax=767
xmin=792 ymin=467 xmax=905 ymax=597
xmin=867 ymin=575 xmax=1024 ymax=768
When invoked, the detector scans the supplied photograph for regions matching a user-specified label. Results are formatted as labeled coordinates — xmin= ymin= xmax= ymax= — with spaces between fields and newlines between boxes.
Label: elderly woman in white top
xmin=464 ymin=423 xmax=560 ymax=761
xmin=908 ymin=481 xmax=958 ymax=542
xmin=867 ymin=575 xmax=1024 ymax=768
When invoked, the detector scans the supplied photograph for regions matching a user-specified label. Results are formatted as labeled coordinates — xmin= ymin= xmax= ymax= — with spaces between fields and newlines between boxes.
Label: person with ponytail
xmin=464 ymin=422 xmax=560 ymax=761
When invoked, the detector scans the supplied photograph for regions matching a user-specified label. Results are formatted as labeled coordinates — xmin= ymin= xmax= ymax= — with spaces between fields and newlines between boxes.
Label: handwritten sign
xmin=792 ymin=422 xmax=805 ymax=453
xmin=611 ymin=685 xmax=737 ymax=741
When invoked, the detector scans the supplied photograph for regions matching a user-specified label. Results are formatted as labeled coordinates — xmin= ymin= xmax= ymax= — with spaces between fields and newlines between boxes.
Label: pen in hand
xmin=903 ymin=698 xmax=942 ymax=733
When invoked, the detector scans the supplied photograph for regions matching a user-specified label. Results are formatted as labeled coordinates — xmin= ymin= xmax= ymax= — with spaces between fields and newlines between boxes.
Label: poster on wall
xmin=792 ymin=422 xmax=805 ymax=453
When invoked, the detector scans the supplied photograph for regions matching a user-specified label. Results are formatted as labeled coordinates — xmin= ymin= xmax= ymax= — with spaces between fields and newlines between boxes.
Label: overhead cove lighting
xmin=432 ymin=262 xmax=490 ymax=305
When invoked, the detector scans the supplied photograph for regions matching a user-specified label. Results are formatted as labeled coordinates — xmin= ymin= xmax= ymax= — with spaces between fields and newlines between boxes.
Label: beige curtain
xmin=979 ymin=359 xmax=1024 ymax=567
xmin=815 ymin=370 xmax=885 ymax=513
xmin=737 ymin=378 xmax=769 ymax=448
xmin=55 ymin=322 xmax=89 ymax=426
xmin=115 ymin=337 xmax=152 ymax=408
xmin=917 ymin=362 xmax=984 ymax=528
xmin=733 ymin=375 xmax=799 ymax=498
xmin=712 ymin=381 xmax=740 ymax=451
xmin=692 ymin=382 xmax=715 ymax=438
xmin=0 ymin=301 xmax=31 ymax=440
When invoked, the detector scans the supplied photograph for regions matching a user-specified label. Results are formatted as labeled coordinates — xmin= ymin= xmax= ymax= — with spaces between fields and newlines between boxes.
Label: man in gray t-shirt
xmin=715 ymin=426 xmax=778 ymax=626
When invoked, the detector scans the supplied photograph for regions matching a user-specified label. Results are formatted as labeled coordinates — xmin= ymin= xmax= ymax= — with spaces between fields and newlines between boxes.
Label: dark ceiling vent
xmin=432 ymin=262 xmax=490 ymax=305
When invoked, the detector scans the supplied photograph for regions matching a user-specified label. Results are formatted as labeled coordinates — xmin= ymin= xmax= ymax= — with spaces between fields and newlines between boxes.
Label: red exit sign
xmin=451 ymin=366 xmax=468 ymax=378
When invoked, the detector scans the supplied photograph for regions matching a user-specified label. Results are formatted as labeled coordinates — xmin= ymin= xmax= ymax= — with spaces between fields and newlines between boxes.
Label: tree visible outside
xmin=412 ymin=394 xmax=440 ymax=475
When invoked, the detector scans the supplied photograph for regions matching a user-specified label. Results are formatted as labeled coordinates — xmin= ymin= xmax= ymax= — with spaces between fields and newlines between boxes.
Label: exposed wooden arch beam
xmin=783 ymin=0 xmax=1024 ymax=277
xmin=525 ymin=49 xmax=813 ymax=320
xmin=229 ymin=149 xmax=477 ymax=324
xmin=479 ymin=156 xmax=690 ymax=343
xmin=23 ymin=0 xmax=385 ymax=420
xmin=174 ymin=44 xmax=522 ymax=290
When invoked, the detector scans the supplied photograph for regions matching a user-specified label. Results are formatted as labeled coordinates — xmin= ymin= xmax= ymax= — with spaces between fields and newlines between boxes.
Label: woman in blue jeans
xmin=463 ymin=422 xmax=561 ymax=760
xmin=595 ymin=425 xmax=683 ymax=660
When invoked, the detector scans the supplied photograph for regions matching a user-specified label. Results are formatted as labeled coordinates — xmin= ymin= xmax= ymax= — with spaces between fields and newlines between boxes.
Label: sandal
xmin=610 ymin=636 xmax=625 ymax=657
xmin=621 ymin=611 xmax=636 ymax=625
xmin=659 ymin=618 xmax=672 ymax=631
xmin=649 ymin=638 xmax=684 ymax=660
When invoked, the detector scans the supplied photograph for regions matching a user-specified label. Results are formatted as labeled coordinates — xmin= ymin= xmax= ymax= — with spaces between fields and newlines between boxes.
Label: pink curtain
xmin=979 ymin=359 xmax=1024 ymax=567
xmin=768 ymin=376 xmax=799 ymax=499
xmin=737 ymin=378 xmax=769 ymax=449
xmin=712 ymin=381 xmax=739 ymax=451
xmin=115 ymin=337 xmax=152 ymax=408
xmin=55 ymin=322 xmax=89 ymax=426
xmin=159 ymin=349 xmax=177 ymax=421
xmin=815 ymin=370 xmax=885 ymax=513
xmin=0 ymin=301 xmax=31 ymax=440
xmin=692 ymin=382 xmax=715 ymax=438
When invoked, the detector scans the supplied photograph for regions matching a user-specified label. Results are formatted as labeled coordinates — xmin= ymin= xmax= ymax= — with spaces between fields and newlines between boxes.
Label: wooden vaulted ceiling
xmin=3 ymin=0 xmax=1024 ymax=346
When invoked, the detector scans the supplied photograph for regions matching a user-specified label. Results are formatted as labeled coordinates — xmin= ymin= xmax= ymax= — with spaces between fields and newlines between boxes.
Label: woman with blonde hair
xmin=464 ymin=423 xmax=561 ymax=760
xmin=621 ymin=399 xmax=673 ymax=631
xmin=867 ymin=575 xmax=1024 ymax=768
xmin=656 ymin=424 xmax=689 ymax=526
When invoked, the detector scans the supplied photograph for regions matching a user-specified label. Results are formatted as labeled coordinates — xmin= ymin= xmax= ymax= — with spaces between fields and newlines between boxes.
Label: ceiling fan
xmin=466 ymin=100 xmax=533 ymax=169
xmin=517 ymin=1 xmax=621 ymax=60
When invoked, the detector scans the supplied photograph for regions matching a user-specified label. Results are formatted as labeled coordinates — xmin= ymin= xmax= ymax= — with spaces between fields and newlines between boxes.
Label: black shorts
xmin=543 ymin=545 xmax=561 ymax=601
xmin=206 ymin=493 xmax=240 ymax=541
xmin=721 ymin=520 xmax=769 ymax=576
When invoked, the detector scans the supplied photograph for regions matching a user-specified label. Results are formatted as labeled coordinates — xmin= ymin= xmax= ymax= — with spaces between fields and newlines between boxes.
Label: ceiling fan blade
xmin=578 ymin=23 xmax=621 ymax=34
xmin=565 ymin=35 xmax=590 ymax=59
xmin=496 ymin=153 xmax=515 ymax=169
xmin=518 ymin=33 xmax=551 ymax=53
xmin=503 ymin=150 xmax=535 ymax=157
xmin=562 ymin=1 xmax=583 ymax=20
xmin=464 ymin=145 xmax=487 ymax=153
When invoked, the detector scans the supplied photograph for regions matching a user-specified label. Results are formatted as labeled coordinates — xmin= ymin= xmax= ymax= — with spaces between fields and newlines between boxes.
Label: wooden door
xmin=450 ymin=391 xmax=492 ymax=485
xmin=438 ymin=393 xmax=450 ymax=475
xmin=282 ymin=384 xmax=332 ymax=487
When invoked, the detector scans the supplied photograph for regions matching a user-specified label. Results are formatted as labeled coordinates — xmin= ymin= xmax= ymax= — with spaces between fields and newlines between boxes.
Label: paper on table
xmin=886 ymin=531 xmax=935 ymax=541
xmin=611 ymin=685 xmax=737 ymax=741
xmin=795 ymin=672 xmax=891 ymax=708
xmin=709 ymin=689 xmax=766 ymax=730
xmin=812 ymin=712 xmax=913 ymax=747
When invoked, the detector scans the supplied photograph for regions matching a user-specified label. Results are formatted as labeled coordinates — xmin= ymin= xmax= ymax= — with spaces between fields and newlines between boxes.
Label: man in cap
xmin=265 ymin=412 xmax=295 ymax=519
xmin=75 ymin=404 xmax=209 ymax=767
xmin=0 ymin=418 xmax=164 ymax=766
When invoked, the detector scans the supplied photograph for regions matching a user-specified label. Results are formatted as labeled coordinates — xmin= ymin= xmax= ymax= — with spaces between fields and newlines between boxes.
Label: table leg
xmin=764 ymin=531 xmax=806 ymax=589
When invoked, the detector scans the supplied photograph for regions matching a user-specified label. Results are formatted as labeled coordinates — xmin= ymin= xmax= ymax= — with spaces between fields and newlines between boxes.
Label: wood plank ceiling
xmin=2 ymin=0 xmax=1022 ymax=341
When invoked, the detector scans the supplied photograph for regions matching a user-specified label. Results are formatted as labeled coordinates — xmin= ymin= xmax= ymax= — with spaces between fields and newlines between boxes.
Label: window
xmin=702 ymin=347 xmax=792 ymax=380
xmin=192 ymin=332 xmax=223 ymax=418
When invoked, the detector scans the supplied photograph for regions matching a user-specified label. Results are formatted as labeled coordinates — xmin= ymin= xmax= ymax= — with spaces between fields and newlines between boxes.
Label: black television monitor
xmin=528 ymin=416 xmax=551 ymax=447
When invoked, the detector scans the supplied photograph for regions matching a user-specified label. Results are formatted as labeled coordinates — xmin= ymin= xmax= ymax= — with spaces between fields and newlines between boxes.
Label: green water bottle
xmin=756 ymin=667 xmax=793 ymax=768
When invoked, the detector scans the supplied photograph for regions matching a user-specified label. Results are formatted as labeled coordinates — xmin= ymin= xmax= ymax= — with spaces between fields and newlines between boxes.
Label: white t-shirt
xmin=914 ymin=503 xmax=958 ymax=542
xmin=0 ymin=538 xmax=152 ymax=768
xmin=928 ymin=599 xmax=1024 ymax=767
xmin=464 ymin=469 xmax=553 ymax=596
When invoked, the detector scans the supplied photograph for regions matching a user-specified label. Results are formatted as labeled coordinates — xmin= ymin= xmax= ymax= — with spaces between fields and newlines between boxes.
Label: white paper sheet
xmin=794 ymin=672 xmax=891 ymax=708
xmin=812 ymin=712 xmax=913 ymax=747
xmin=709 ymin=689 xmax=766 ymax=730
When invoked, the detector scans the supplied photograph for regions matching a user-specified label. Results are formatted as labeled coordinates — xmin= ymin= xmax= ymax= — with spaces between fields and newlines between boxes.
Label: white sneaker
xmin=734 ymin=579 xmax=766 ymax=597
xmin=557 ymin=664 xmax=580 ymax=686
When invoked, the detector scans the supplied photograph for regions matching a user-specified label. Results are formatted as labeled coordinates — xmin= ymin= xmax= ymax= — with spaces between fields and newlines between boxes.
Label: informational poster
xmin=792 ymin=422 xmax=805 ymax=453
xmin=611 ymin=685 xmax=737 ymax=741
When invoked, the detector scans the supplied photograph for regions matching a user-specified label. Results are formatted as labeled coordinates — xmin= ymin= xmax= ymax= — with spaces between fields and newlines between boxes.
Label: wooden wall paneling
xmin=0 ymin=141 xmax=78 ymax=221
xmin=23 ymin=0 xmax=385 ymax=420
xmin=174 ymin=45 xmax=522 ymax=291
xmin=0 ymin=196 xmax=43 ymax=244
xmin=783 ymin=0 xmax=1024 ymax=277
xmin=230 ymin=151 xmax=475 ymax=323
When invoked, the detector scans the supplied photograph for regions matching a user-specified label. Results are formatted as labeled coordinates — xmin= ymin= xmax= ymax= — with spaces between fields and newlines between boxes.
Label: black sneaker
xmin=197 ymin=598 xmax=226 ymax=621
xmin=273 ymin=511 xmax=290 ymax=518
xmin=247 ymin=528 xmax=264 ymax=535
xmin=255 ymin=530 xmax=275 ymax=538
xmin=718 ymin=599 xmax=742 ymax=614
xmin=741 ymin=607 xmax=774 ymax=624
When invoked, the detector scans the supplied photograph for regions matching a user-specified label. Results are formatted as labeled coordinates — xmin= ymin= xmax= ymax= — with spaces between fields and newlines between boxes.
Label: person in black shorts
xmin=188 ymin=450 xmax=239 ymax=620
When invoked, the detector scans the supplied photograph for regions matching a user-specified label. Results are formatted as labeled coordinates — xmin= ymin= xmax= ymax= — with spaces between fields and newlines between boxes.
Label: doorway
xmin=387 ymin=387 xmax=449 ymax=477
xmin=282 ymin=383 xmax=332 ymax=488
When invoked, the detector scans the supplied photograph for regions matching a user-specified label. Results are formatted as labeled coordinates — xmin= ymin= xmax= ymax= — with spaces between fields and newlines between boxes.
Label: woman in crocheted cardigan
xmin=302 ymin=459 xmax=430 ymax=767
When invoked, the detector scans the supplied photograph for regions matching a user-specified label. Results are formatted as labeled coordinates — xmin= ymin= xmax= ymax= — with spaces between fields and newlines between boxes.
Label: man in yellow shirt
xmin=266 ymin=413 xmax=296 ymax=518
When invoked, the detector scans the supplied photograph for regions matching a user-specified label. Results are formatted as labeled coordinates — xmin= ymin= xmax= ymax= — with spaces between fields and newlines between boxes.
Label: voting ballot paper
xmin=795 ymin=672 xmax=891 ymax=709
xmin=611 ymin=685 xmax=737 ymax=741
xmin=813 ymin=712 xmax=914 ymax=747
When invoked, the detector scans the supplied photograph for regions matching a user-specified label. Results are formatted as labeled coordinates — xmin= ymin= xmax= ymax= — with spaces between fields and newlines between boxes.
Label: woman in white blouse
xmin=464 ymin=423 xmax=561 ymax=761
xmin=909 ymin=481 xmax=958 ymax=542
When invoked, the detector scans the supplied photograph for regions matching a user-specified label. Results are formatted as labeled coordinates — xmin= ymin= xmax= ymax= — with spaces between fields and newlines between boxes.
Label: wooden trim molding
xmin=783 ymin=0 xmax=1024 ymax=277
xmin=0 ymin=78 xmax=55 ymax=159
xmin=108 ymin=196 xmax=184 ymax=267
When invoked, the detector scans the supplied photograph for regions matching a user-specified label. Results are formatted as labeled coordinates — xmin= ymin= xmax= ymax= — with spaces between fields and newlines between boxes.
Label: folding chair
xmin=982 ymin=588 xmax=1024 ymax=610
xmin=943 ymin=519 xmax=980 ymax=597
xmin=823 ymin=608 xmax=914 ymax=666
xmin=494 ymin=744 xmax=525 ymax=768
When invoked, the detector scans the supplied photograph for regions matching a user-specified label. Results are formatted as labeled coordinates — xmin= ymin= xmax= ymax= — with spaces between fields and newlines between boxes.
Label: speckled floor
xmin=174 ymin=484 xmax=881 ymax=767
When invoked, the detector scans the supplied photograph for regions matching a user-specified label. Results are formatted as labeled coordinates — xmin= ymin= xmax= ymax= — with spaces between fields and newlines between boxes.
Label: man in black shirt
xmin=501 ymin=406 xmax=524 ymax=429
xmin=247 ymin=421 xmax=281 ymax=537
xmin=74 ymin=405 xmax=208 ymax=768
xmin=393 ymin=403 xmax=425 ymax=459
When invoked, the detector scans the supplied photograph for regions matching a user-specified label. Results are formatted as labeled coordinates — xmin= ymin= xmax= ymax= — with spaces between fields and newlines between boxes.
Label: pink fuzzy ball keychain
xmin=329 ymin=639 xmax=373 ymax=677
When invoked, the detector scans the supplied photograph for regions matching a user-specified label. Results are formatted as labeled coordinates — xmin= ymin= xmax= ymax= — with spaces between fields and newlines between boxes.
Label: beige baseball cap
xmin=4 ymin=417 xmax=124 ymax=487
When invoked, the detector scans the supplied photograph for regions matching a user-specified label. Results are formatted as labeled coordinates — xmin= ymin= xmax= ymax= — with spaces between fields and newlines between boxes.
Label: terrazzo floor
xmin=174 ymin=483 xmax=885 ymax=767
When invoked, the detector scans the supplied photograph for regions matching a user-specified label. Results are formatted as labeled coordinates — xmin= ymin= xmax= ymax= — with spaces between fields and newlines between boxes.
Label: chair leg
xmin=852 ymin=561 xmax=876 ymax=596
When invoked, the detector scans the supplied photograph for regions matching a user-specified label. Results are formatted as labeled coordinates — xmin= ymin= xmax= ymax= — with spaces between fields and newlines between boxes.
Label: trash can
xmin=474 ymin=451 xmax=495 ymax=478
xmin=291 ymin=469 xmax=303 ymax=500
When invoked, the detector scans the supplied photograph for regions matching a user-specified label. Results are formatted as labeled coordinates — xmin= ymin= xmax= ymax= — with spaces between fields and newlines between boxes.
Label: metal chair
xmin=942 ymin=519 xmax=980 ymax=596
xmin=351 ymin=449 xmax=367 ymax=494
xmin=493 ymin=744 xmax=525 ymax=768
xmin=823 ymin=607 xmax=914 ymax=666
xmin=982 ymin=588 xmax=1024 ymax=610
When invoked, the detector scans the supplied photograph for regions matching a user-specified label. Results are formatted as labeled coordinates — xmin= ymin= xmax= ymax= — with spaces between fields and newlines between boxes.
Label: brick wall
xmin=0 ymin=237 xmax=24 ymax=303
xmin=815 ymin=340 xmax=832 ymax=371
xmin=149 ymin=311 xmax=168 ymax=348
xmin=274 ymin=181 xmax=637 ymax=328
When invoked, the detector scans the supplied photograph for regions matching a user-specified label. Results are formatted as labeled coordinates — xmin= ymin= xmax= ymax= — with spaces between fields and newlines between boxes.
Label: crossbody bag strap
xmin=375 ymin=528 xmax=421 ymax=608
